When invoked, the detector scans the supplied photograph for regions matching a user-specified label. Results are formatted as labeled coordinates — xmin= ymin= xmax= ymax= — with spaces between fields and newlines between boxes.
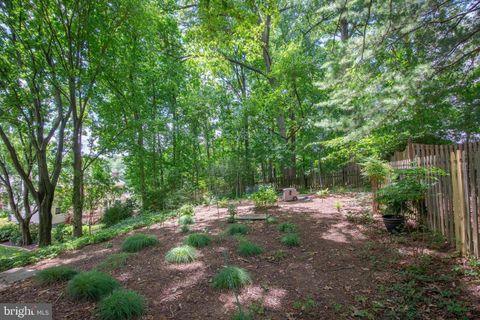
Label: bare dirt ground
xmin=0 ymin=193 xmax=478 ymax=320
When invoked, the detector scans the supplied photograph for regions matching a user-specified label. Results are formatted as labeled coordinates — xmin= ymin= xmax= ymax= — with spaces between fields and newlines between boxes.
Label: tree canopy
xmin=0 ymin=0 xmax=478 ymax=245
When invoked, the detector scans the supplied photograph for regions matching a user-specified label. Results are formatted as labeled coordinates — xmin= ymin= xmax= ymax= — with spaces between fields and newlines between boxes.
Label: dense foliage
xmin=0 ymin=0 xmax=478 ymax=247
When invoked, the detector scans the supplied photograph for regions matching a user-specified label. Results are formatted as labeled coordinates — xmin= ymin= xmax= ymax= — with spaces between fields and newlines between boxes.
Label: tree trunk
xmin=19 ymin=219 xmax=32 ymax=246
xmin=38 ymin=193 xmax=53 ymax=247
xmin=72 ymin=120 xmax=84 ymax=237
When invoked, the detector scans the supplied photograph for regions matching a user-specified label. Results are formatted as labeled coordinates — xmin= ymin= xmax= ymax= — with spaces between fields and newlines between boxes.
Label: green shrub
xmin=212 ymin=266 xmax=251 ymax=289
xmin=238 ymin=240 xmax=263 ymax=257
xmin=0 ymin=210 xmax=10 ymax=219
xmin=165 ymin=245 xmax=197 ymax=264
xmin=102 ymin=203 xmax=133 ymax=227
xmin=185 ymin=233 xmax=211 ymax=248
xmin=218 ymin=198 xmax=229 ymax=208
xmin=281 ymin=233 xmax=301 ymax=247
xmin=121 ymin=234 xmax=159 ymax=253
xmin=0 ymin=223 xmax=18 ymax=242
xmin=178 ymin=215 xmax=194 ymax=225
xmin=278 ymin=223 xmax=296 ymax=233
xmin=98 ymin=289 xmax=145 ymax=320
xmin=251 ymin=186 xmax=277 ymax=208
xmin=67 ymin=271 xmax=119 ymax=301
xmin=96 ymin=253 xmax=131 ymax=271
xmin=226 ymin=224 xmax=248 ymax=236
xmin=180 ymin=224 xmax=190 ymax=233
xmin=7 ymin=224 xmax=39 ymax=245
xmin=177 ymin=204 xmax=195 ymax=216
xmin=35 ymin=266 xmax=78 ymax=284
xmin=316 ymin=188 xmax=330 ymax=198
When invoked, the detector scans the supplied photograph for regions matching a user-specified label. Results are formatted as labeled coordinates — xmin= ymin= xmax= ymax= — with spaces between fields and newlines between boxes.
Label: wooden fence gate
xmin=391 ymin=142 xmax=480 ymax=258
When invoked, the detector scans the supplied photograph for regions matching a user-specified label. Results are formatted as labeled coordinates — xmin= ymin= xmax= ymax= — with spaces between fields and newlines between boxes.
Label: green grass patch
xmin=278 ymin=223 xmax=297 ymax=233
xmin=98 ymin=289 xmax=145 ymax=320
xmin=178 ymin=215 xmax=194 ymax=225
xmin=226 ymin=224 xmax=248 ymax=236
xmin=281 ymin=233 xmax=301 ymax=247
xmin=0 ymin=245 xmax=26 ymax=259
xmin=237 ymin=240 xmax=263 ymax=257
xmin=67 ymin=271 xmax=119 ymax=301
xmin=96 ymin=253 xmax=132 ymax=271
xmin=121 ymin=234 xmax=159 ymax=253
xmin=0 ymin=211 xmax=174 ymax=272
xmin=35 ymin=266 xmax=78 ymax=285
xmin=212 ymin=266 xmax=251 ymax=289
xmin=165 ymin=245 xmax=197 ymax=264
xmin=184 ymin=233 xmax=211 ymax=248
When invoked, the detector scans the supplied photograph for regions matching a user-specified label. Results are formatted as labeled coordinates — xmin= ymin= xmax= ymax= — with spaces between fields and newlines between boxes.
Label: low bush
xmin=281 ymin=233 xmax=301 ymax=247
xmin=316 ymin=188 xmax=330 ymax=198
xmin=67 ymin=271 xmax=119 ymax=301
xmin=0 ymin=211 xmax=174 ymax=272
xmin=178 ymin=215 xmax=194 ymax=225
xmin=180 ymin=224 xmax=190 ymax=233
xmin=96 ymin=253 xmax=131 ymax=271
xmin=185 ymin=233 xmax=211 ymax=248
xmin=97 ymin=289 xmax=145 ymax=320
xmin=237 ymin=240 xmax=263 ymax=257
xmin=35 ymin=266 xmax=78 ymax=285
xmin=218 ymin=198 xmax=229 ymax=208
xmin=121 ymin=234 xmax=159 ymax=253
xmin=52 ymin=224 xmax=91 ymax=243
xmin=212 ymin=266 xmax=251 ymax=289
xmin=165 ymin=245 xmax=197 ymax=264
xmin=101 ymin=203 xmax=134 ymax=227
xmin=226 ymin=224 xmax=248 ymax=236
xmin=177 ymin=204 xmax=195 ymax=217
xmin=0 ymin=223 xmax=19 ymax=242
xmin=278 ymin=223 xmax=297 ymax=233
xmin=251 ymin=186 xmax=277 ymax=208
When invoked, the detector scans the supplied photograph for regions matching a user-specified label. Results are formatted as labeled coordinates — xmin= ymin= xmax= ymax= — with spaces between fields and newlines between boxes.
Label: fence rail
xmin=391 ymin=142 xmax=480 ymax=258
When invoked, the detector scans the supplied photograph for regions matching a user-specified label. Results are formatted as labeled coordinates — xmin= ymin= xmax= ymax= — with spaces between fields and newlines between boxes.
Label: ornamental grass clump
xmin=278 ymin=222 xmax=296 ymax=233
xmin=165 ymin=245 xmax=197 ymax=264
xmin=35 ymin=266 xmax=78 ymax=285
xmin=121 ymin=234 xmax=159 ymax=253
xmin=97 ymin=289 xmax=145 ymax=320
xmin=212 ymin=266 xmax=251 ymax=289
xmin=67 ymin=271 xmax=119 ymax=301
xmin=281 ymin=233 xmax=301 ymax=247
xmin=237 ymin=240 xmax=263 ymax=257
xmin=185 ymin=233 xmax=211 ymax=248
xmin=226 ymin=223 xmax=248 ymax=236
xmin=178 ymin=215 xmax=195 ymax=225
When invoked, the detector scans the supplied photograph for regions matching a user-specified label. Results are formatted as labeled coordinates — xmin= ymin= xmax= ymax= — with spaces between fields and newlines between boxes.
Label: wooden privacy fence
xmin=273 ymin=163 xmax=364 ymax=190
xmin=391 ymin=142 xmax=480 ymax=258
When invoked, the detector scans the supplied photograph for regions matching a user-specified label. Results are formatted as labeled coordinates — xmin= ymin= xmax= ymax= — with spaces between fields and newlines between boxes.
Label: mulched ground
xmin=0 ymin=193 xmax=478 ymax=319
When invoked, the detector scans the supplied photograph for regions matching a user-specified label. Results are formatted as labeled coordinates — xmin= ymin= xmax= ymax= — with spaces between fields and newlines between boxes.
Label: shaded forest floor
xmin=0 ymin=193 xmax=479 ymax=319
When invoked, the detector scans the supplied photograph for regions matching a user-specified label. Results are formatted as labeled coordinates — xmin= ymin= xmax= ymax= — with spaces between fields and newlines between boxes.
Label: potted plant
xmin=376 ymin=167 xmax=437 ymax=233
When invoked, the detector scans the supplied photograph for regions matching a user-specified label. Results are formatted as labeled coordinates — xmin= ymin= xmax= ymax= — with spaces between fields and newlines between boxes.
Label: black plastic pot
xmin=382 ymin=215 xmax=405 ymax=233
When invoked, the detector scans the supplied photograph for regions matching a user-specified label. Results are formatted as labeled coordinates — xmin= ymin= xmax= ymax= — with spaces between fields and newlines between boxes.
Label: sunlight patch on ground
xmin=219 ymin=285 xmax=287 ymax=311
